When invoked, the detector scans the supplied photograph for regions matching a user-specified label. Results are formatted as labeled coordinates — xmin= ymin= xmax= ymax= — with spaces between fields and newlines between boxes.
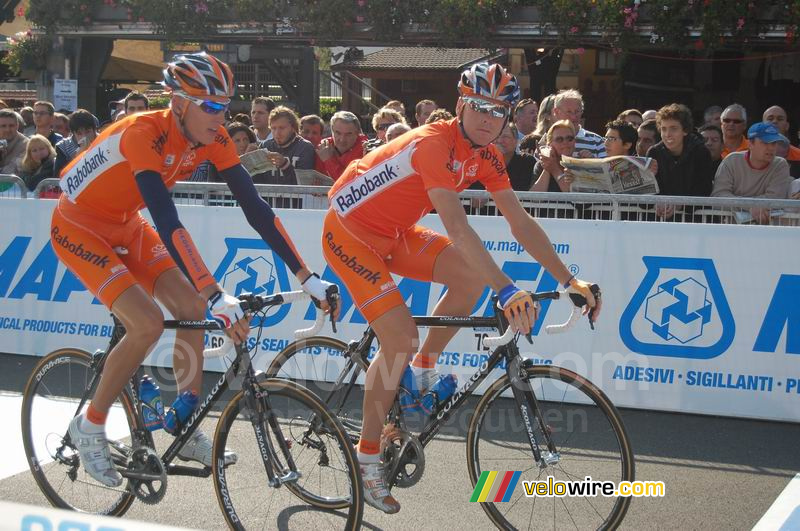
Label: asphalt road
xmin=1 ymin=352 xmax=798 ymax=530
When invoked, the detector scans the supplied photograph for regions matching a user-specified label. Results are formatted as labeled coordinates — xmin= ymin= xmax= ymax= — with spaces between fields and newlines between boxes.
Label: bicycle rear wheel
xmin=213 ymin=377 xmax=363 ymax=530
xmin=467 ymin=364 xmax=634 ymax=531
xmin=267 ymin=336 xmax=363 ymax=439
xmin=21 ymin=348 xmax=138 ymax=515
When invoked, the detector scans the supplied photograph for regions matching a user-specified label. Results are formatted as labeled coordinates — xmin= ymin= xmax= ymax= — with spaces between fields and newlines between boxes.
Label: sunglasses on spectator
xmin=722 ymin=118 xmax=744 ymax=124
xmin=552 ymin=135 xmax=575 ymax=143
xmin=178 ymin=93 xmax=230 ymax=115
xmin=604 ymin=136 xmax=621 ymax=142
xmin=375 ymin=122 xmax=395 ymax=131
xmin=463 ymin=97 xmax=510 ymax=119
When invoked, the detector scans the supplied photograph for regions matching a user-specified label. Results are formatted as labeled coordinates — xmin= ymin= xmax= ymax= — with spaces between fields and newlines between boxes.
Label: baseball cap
xmin=747 ymin=122 xmax=788 ymax=144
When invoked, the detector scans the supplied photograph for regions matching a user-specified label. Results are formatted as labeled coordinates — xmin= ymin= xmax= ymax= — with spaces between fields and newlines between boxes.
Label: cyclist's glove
xmin=208 ymin=290 xmax=245 ymax=329
xmin=302 ymin=272 xmax=336 ymax=303
xmin=565 ymin=278 xmax=601 ymax=328
xmin=498 ymin=284 xmax=536 ymax=335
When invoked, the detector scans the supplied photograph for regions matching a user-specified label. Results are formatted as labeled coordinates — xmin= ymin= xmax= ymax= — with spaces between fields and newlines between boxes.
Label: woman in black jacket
xmin=646 ymin=103 xmax=714 ymax=220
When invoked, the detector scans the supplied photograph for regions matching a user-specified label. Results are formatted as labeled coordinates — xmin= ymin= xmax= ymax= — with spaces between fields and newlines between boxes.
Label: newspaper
xmin=560 ymin=155 xmax=659 ymax=194
xmin=295 ymin=169 xmax=334 ymax=186
xmin=239 ymin=149 xmax=277 ymax=176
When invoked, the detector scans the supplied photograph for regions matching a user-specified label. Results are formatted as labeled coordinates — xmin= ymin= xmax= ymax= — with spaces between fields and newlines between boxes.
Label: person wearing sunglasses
xmin=322 ymin=62 xmax=600 ymax=514
xmin=720 ymin=103 xmax=749 ymax=158
xmin=531 ymin=120 xmax=577 ymax=192
xmin=364 ymin=107 xmax=407 ymax=154
xmin=52 ymin=52 xmax=337 ymax=488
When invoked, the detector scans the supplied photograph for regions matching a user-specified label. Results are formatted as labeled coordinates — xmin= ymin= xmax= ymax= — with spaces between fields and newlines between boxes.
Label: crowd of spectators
xmin=2 ymin=86 xmax=797 ymax=224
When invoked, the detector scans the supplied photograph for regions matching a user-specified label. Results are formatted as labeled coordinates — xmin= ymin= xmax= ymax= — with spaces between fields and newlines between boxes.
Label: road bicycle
xmin=21 ymin=290 xmax=363 ymax=530
xmin=266 ymin=287 xmax=634 ymax=530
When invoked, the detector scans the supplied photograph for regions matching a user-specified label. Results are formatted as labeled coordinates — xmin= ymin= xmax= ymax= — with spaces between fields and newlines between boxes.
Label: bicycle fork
xmin=244 ymin=380 xmax=300 ymax=488
xmin=506 ymin=356 xmax=560 ymax=468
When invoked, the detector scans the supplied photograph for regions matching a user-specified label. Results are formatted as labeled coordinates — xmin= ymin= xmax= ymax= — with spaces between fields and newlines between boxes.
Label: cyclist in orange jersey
xmin=54 ymin=52 xmax=336 ymax=487
xmin=323 ymin=62 xmax=601 ymax=513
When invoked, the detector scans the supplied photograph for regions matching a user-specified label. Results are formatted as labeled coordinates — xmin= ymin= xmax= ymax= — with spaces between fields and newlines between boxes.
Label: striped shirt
xmin=574 ymin=127 xmax=607 ymax=158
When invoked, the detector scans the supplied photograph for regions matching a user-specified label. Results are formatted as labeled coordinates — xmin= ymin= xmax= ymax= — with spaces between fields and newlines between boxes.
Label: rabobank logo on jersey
xmin=331 ymin=141 xmax=417 ymax=217
xmin=60 ymin=133 xmax=126 ymax=201
xmin=620 ymin=256 xmax=735 ymax=359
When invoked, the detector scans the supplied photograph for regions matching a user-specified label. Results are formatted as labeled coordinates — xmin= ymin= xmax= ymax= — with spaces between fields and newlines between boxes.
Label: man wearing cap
xmin=712 ymin=122 xmax=793 ymax=224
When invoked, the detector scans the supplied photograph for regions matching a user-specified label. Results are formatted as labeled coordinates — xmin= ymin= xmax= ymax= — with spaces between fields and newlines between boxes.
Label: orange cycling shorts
xmin=322 ymin=209 xmax=452 ymax=322
xmin=50 ymin=196 xmax=179 ymax=308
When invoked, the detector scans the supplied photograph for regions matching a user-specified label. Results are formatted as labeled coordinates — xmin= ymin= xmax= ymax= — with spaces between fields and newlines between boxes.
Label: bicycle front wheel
xmin=467 ymin=364 xmax=634 ymax=531
xmin=21 ymin=348 xmax=138 ymax=515
xmin=213 ymin=377 xmax=363 ymax=530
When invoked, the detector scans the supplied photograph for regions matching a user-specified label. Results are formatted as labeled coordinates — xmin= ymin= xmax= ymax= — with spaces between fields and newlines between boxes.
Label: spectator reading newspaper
xmin=560 ymin=155 xmax=660 ymax=194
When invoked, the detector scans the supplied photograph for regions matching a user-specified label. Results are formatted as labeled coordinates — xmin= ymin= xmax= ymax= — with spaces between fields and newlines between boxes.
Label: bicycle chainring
xmin=127 ymin=447 xmax=167 ymax=505
xmin=381 ymin=424 xmax=425 ymax=489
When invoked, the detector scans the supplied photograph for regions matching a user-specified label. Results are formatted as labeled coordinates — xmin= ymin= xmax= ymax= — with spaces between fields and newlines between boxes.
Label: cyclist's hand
xmin=208 ymin=291 xmax=251 ymax=344
xmin=302 ymin=273 xmax=341 ymax=322
xmin=499 ymin=285 xmax=538 ymax=335
xmin=566 ymin=278 xmax=602 ymax=323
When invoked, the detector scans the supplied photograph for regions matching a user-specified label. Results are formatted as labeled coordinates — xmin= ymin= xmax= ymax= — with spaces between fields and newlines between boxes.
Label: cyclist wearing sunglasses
xmin=322 ymin=62 xmax=601 ymax=513
xmin=53 ymin=52 xmax=336 ymax=487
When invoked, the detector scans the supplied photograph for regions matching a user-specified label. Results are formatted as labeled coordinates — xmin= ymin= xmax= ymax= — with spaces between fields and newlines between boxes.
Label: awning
xmin=102 ymin=56 xmax=163 ymax=83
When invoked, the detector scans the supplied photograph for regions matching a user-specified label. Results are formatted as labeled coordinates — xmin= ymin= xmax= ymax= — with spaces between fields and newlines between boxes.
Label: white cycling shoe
xmin=360 ymin=461 xmax=400 ymax=514
xmin=68 ymin=415 xmax=123 ymax=487
xmin=178 ymin=430 xmax=237 ymax=467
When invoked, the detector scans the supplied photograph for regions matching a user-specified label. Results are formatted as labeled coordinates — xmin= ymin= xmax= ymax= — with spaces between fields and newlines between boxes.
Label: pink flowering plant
xmin=2 ymin=31 xmax=49 ymax=73
xmin=24 ymin=0 xmax=800 ymax=49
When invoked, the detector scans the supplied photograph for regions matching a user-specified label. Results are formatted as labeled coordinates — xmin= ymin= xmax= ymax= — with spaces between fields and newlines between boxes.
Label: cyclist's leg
xmin=51 ymin=200 xmax=166 ymax=415
xmin=322 ymin=211 xmax=408 ymax=512
xmin=386 ymin=226 xmax=484 ymax=371
xmin=151 ymin=269 xmax=206 ymax=394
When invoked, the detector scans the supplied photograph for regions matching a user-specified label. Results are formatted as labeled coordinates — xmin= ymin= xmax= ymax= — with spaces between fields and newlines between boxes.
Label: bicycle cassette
xmin=126 ymin=447 xmax=167 ymax=505
xmin=381 ymin=424 xmax=425 ymax=489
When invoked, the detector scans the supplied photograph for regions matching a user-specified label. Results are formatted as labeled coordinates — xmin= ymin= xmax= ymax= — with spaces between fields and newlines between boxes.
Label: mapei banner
xmin=0 ymin=199 xmax=797 ymax=421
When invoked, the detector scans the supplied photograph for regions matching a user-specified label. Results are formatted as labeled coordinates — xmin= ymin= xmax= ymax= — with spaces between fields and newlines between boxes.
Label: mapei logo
xmin=212 ymin=238 xmax=295 ymax=328
xmin=620 ymin=256 xmax=735 ymax=359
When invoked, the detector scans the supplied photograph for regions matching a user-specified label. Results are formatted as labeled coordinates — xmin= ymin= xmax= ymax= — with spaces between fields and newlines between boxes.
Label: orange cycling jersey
xmin=328 ymin=117 xmax=511 ymax=240
xmin=324 ymin=118 xmax=512 ymax=322
xmin=59 ymin=109 xmax=240 ymax=222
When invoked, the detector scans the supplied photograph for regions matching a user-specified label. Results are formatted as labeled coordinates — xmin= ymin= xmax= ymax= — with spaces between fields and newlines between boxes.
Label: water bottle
xmin=139 ymin=375 xmax=164 ymax=431
xmin=419 ymin=375 xmax=458 ymax=414
xmin=398 ymin=366 xmax=422 ymax=412
xmin=164 ymin=390 xmax=199 ymax=434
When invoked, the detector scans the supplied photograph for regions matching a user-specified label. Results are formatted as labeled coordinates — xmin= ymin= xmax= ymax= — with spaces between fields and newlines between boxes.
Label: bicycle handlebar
xmin=203 ymin=287 xmax=339 ymax=359
xmin=482 ymin=285 xmax=600 ymax=349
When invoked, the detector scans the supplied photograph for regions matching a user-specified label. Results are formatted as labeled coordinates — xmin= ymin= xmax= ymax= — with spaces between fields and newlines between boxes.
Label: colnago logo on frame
xmin=619 ymin=256 xmax=735 ymax=359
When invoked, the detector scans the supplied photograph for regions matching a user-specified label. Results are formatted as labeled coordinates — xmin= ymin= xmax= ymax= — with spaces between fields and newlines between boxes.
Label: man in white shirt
xmin=551 ymin=89 xmax=606 ymax=158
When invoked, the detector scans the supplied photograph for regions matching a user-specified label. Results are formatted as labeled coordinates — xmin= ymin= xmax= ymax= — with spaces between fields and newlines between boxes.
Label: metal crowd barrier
xmin=8 ymin=177 xmax=800 ymax=227
xmin=0 ymin=174 xmax=27 ymax=198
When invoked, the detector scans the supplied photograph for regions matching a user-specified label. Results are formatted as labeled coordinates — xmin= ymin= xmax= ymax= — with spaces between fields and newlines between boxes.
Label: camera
xmin=0 ymin=139 xmax=8 ymax=149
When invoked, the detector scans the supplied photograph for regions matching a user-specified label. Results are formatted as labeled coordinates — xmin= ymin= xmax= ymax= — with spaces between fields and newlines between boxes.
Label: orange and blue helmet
xmin=162 ymin=52 xmax=235 ymax=99
xmin=458 ymin=62 xmax=520 ymax=108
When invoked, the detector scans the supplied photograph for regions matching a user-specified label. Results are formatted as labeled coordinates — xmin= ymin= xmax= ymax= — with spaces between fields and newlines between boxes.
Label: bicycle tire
xmin=212 ymin=377 xmax=363 ymax=530
xmin=466 ymin=364 xmax=634 ymax=531
xmin=266 ymin=336 xmax=363 ymax=436
xmin=21 ymin=348 xmax=138 ymax=515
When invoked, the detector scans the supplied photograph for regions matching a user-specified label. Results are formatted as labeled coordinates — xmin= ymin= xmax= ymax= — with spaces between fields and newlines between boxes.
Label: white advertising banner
xmin=0 ymin=199 xmax=797 ymax=421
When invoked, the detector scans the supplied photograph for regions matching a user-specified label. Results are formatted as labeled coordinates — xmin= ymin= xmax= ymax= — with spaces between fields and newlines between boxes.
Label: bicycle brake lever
xmin=326 ymin=285 xmax=339 ymax=334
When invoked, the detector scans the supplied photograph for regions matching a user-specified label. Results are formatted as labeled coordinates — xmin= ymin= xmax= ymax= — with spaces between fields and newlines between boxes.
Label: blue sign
xmin=620 ymin=256 xmax=735 ymax=359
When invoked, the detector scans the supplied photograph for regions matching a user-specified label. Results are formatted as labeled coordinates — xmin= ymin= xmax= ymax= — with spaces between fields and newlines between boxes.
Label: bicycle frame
xmin=329 ymin=293 xmax=564 ymax=466
xmin=83 ymin=313 xmax=296 ymax=484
